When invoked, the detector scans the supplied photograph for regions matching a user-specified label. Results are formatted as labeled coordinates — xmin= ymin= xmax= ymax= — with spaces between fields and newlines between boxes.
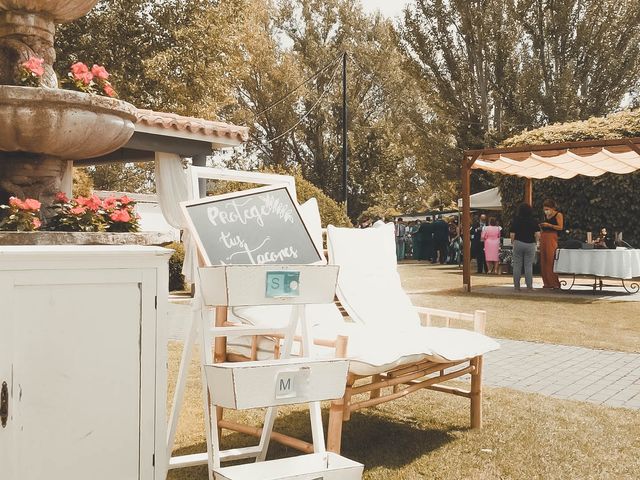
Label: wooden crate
xmin=204 ymin=358 xmax=349 ymax=409
xmin=213 ymin=452 xmax=363 ymax=480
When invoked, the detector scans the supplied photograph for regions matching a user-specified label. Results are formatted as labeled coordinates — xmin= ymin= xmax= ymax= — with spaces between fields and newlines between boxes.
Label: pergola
xmin=460 ymin=136 xmax=640 ymax=291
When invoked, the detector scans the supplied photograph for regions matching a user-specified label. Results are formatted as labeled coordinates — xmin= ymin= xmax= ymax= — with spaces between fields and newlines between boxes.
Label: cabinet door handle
xmin=0 ymin=381 xmax=7 ymax=428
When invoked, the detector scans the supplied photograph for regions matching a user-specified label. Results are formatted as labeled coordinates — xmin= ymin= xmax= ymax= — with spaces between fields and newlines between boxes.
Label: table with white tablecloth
xmin=553 ymin=248 xmax=640 ymax=293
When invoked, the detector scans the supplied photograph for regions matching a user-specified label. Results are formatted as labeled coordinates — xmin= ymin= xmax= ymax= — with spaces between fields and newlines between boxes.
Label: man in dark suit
xmin=417 ymin=216 xmax=434 ymax=261
xmin=471 ymin=214 xmax=487 ymax=273
xmin=432 ymin=215 xmax=449 ymax=264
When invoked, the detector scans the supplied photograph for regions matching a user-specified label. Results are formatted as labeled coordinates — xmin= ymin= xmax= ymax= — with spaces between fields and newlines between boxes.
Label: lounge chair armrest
xmin=415 ymin=307 xmax=487 ymax=334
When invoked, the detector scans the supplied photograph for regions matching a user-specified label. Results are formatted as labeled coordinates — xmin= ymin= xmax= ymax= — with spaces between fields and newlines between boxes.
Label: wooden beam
xmin=126 ymin=131 xmax=214 ymax=156
xmin=73 ymin=148 xmax=155 ymax=166
xmin=624 ymin=139 xmax=640 ymax=157
xmin=461 ymin=154 xmax=474 ymax=292
xmin=464 ymin=136 xmax=640 ymax=159
xmin=524 ymin=178 xmax=533 ymax=205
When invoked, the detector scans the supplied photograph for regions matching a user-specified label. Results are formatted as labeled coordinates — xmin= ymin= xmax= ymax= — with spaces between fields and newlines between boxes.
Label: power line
xmin=265 ymin=59 xmax=341 ymax=144
xmin=253 ymin=54 xmax=343 ymax=118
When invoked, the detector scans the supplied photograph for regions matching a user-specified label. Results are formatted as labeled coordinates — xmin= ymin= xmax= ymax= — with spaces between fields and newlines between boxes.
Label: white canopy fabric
xmin=457 ymin=187 xmax=502 ymax=210
xmin=473 ymin=148 xmax=640 ymax=179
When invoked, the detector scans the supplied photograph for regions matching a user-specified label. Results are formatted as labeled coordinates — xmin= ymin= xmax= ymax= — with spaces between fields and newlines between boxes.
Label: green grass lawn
xmin=401 ymin=263 xmax=640 ymax=354
xmin=167 ymin=342 xmax=640 ymax=480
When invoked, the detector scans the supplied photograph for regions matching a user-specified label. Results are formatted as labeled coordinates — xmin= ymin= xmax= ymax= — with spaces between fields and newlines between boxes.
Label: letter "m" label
xmin=275 ymin=371 xmax=297 ymax=399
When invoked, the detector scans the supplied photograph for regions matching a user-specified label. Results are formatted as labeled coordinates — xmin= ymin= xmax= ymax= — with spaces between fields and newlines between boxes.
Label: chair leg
xmin=327 ymin=399 xmax=345 ymax=454
xmin=470 ymin=356 xmax=483 ymax=429
xmin=370 ymin=374 xmax=382 ymax=399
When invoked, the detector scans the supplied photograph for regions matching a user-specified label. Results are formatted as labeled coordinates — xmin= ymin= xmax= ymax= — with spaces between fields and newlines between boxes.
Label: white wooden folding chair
xmin=195 ymin=264 xmax=362 ymax=480
xmin=166 ymin=167 xmax=329 ymax=472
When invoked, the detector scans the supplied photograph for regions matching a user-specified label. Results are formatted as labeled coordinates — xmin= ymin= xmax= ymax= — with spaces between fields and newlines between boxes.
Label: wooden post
xmin=327 ymin=335 xmax=348 ymax=454
xmin=524 ymin=177 xmax=533 ymax=205
xmin=461 ymin=155 xmax=473 ymax=292
xmin=470 ymin=356 xmax=483 ymax=429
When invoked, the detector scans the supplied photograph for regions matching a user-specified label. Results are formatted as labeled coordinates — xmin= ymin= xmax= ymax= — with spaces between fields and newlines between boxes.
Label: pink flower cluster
xmin=50 ymin=192 xmax=139 ymax=232
xmin=22 ymin=57 xmax=45 ymax=77
xmin=66 ymin=62 xmax=118 ymax=97
xmin=0 ymin=196 xmax=42 ymax=231
xmin=9 ymin=196 xmax=41 ymax=212
xmin=18 ymin=56 xmax=45 ymax=87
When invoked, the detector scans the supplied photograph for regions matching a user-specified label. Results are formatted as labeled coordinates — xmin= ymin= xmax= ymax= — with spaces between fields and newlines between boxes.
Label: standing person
xmin=481 ymin=217 xmax=501 ymax=274
xmin=432 ymin=215 xmax=449 ymax=264
xmin=394 ymin=217 xmax=407 ymax=261
xmin=447 ymin=218 xmax=461 ymax=264
xmin=539 ymin=199 xmax=563 ymax=289
xmin=510 ymin=203 xmax=540 ymax=290
xmin=472 ymin=214 xmax=488 ymax=273
xmin=410 ymin=220 xmax=422 ymax=259
xmin=418 ymin=216 xmax=434 ymax=261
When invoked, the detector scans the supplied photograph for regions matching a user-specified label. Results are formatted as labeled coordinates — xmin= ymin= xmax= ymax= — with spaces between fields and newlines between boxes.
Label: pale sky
xmin=360 ymin=0 xmax=412 ymax=18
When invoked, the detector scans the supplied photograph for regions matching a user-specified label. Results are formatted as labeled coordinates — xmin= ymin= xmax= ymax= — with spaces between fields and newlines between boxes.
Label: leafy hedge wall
xmin=497 ymin=110 xmax=640 ymax=246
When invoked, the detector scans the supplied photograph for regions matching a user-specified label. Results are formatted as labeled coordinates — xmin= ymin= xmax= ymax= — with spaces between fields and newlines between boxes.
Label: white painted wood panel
xmin=205 ymin=358 xmax=349 ymax=409
xmin=11 ymin=274 xmax=141 ymax=480
xmin=214 ymin=452 xmax=363 ymax=480
xmin=0 ymin=246 xmax=171 ymax=480
xmin=198 ymin=265 xmax=339 ymax=306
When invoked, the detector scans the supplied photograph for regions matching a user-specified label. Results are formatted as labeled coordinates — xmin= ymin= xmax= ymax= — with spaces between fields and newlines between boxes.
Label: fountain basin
xmin=0 ymin=85 xmax=137 ymax=160
xmin=0 ymin=0 xmax=98 ymax=22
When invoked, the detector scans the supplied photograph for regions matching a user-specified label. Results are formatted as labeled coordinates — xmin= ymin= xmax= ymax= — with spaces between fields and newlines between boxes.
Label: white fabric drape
xmin=154 ymin=152 xmax=196 ymax=282
xmin=473 ymin=148 xmax=640 ymax=179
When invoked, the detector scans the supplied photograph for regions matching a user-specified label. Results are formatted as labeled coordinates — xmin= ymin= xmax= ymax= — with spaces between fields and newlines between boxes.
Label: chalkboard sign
xmin=181 ymin=185 xmax=323 ymax=266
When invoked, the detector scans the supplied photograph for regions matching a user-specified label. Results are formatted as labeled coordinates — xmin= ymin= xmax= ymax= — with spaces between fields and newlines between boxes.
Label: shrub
xmin=207 ymin=166 xmax=352 ymax=227
xmin=166 ymin=242 xmax=186 ymax=292
xmin=497 ymin=110 xmax=640 ymax=246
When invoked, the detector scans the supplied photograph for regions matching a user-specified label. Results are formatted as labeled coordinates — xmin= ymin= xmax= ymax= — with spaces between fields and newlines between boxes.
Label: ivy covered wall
xmin=496 ymin=110 xmax=640 ymax=246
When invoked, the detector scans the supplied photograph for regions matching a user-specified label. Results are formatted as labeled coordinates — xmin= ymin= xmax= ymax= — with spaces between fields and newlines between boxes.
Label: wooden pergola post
xmin=461 ymin=154 xmax=475 ymax=292
xmin=524 ymin=177 xmax=533 ymax=205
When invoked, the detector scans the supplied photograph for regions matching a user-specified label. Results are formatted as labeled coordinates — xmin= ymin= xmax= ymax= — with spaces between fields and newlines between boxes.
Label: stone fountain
xmin=0 ymin=0 xmax=136 ymax=211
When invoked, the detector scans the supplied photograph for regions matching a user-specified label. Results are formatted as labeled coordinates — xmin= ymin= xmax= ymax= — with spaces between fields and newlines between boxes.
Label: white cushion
xmin=327 ymin=224 xmax=420 ymax=328
xmin=228 ymin=305 xmax=500 ymax=376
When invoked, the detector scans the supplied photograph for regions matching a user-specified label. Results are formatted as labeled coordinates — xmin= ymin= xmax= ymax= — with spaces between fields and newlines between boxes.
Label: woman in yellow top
xmin=539 ymin=199 xmax=564 ymax=289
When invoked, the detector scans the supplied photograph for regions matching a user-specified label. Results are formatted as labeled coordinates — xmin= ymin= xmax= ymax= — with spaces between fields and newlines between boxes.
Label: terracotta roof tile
xmin=136 ymin=109 xmax=249 ymax=144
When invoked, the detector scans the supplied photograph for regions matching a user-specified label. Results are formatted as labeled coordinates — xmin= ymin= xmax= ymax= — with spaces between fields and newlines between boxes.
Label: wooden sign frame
xmin=180 ymin=184 xmax=324 ymax=267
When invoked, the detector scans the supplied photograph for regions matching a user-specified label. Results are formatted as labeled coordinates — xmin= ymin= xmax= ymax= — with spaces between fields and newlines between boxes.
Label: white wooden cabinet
xmin=0 ymin=246 xmax=171 ymax=480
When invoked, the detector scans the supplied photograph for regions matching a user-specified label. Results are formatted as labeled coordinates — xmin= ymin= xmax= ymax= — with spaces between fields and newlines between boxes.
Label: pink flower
xmin=23 ymin=198 xmax=41 ymax=211
xmin=110 ymin=209 xmax=131 ymax=223
xmin=8 ymin=197 xmax=25 ymax=209
xmin=55 ymin=191 xmax=69 ymax=203
xmin=71 ymin=62 xmax=89 ymax=75
xmin=32 ymin=218 xmax=41 ymax=229
xmin=119 ymin=195 xmax=133 ymax=205
xmin=71 ymin=62 xmax=93 ymax=85
xmin=84 ymin=195 xmax=102 ymax=212
xmin=91 ymin=64 xmax=110 ymax=80
xmin=22 ymin=57 xmax=44 ymax=77
xmin=70 ymin=206 xmax=86 ymax=215
xmin=102 ymin=196 xmax=117 ymax=210
xmin=103 ymin=83 xmax=117 ymax=98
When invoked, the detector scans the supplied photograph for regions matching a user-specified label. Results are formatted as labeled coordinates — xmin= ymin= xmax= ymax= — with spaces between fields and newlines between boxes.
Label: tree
xmin=232 ymin=0 xmax=455 ymax=218
xmin=56 ymin=0 xmax=255 ymax=193
xmin=398 ymin=0 xmax=640 ymax=148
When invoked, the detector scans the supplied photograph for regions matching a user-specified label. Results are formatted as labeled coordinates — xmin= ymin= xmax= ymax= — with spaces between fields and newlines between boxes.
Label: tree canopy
xmin=55 ymin=0 xmax=640 ymax=221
